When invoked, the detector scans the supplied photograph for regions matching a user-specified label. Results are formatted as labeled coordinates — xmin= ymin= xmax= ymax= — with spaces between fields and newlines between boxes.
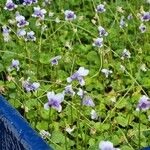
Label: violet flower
xmin=121 ymin=49 xmax=131 ymax=59
xmin=17 ymin=29 xmax=26 ymax=37
xmin=120 ymin=16 xmax=126 ymax=28
xmin=96 ymin=4 xmax=106 ymax=13
xmin=23 ymin=0 xmax=33 ymax=5
xmin=101 ymin=69 xmax=112 ymax=78
xmin=139 ymin=24 xmax=146 ymax=33
xmin=140 ymin=12 xmax=150 ymax=22
xmin=98 ymin=26 xmax=108 ymax=37
xmin=32 ymin=6 xmax=47 ymax=19
xmin=22 ymin=79 xmax=40 ymax=92
xmin=8 ymin=59 xmax=20 ymax=72
xmin=82 ymin=97 xmax=95 ymax=107
xmin=67 ymin=67 xmax=89 ymax=86
xmin=26 ymin=31 xmax=36 ymax=41
xmin=64 ymin=10 xmax=76 ymax=21
xmin=4 ymin=0 xmax=17 ymax=11
xmin=2 ymin=25 xmax=11 ymax=42
xmin=44 ymin=91 xmax=64 ymax=112
xmin=50 ymin=56 xmax=61 ymax=66
xmin=16 ymin=13 xmax=29 ymax=28
xmin=99 ymin=141 xmax=120 ymax=150
xmin=64 ymin=85 xmax=75 ymax=96
xmin=137 ymin=95 xmax=150 ymax=111
xmin=91 ymin=109 xmax=98 ymax=120
xmin=93 ymin=38 xmax=103 ymax=47
xmin=77 ymin=88 xmax=86 ymax=99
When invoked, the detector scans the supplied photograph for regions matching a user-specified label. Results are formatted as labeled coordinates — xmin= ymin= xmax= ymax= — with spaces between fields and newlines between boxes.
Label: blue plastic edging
xmin=0 ymin=95 xmax=52 ymax=150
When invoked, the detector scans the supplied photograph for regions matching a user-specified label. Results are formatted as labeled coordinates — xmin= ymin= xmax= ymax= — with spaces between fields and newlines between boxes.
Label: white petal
xmin=44 ymin=103 xmax=49 ymax=110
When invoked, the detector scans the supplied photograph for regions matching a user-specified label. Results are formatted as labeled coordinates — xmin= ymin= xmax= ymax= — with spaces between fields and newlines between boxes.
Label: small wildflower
xmin=8 ymin=59 xmax=20 ymax=72
xmin=44 ymin=91 xmax=64 ymax=112
xmin=91 ymin=109 xmax=98 ymax=120
xmin=40 ymin=130 xmax=51 ymax=139
xmin=16 ymin=13 xmax=29 ymax=28
xmin=17 ymin=29 xmax=26 ymax=37
xmin=93 ymin=38 xmax=103 ymax=47
xmin=127 ymin=14 xmax=133 ymax=20
xmin=4 ymin=0 xmax=17 ymax=11
xmin=77 ymin=88 xmax=86 ymax=99
xmin=64 ymin=10 xmax=76 ymax=21
xmin=32 ymin=6 xmax=47 ymax=19
xmin=2 ymin=25 xmax=11 ymax=42
xmin=96 ymin=4 xmax=106 ymax=13
xmin=23 ymin=0 xmax=33 ymax=5
xmin=120 ymin=16 xmax=126 ymax=28
xmin=22 ymin=79 xmax=40 ymax=92
xmin=98 ymin=26 xmax=108 ymax=37
xmin=101 ymin=69 xmax=113 ymax=78
xmin=137 ymin=95 xmax=150 ymax=111
xmin=50 ymin=56 xmax=61 ymax=66
xmin=67 ymin=67 xmax=89 ymax=86
xmin=82 ymin=97 xmax=95 ymax=107
xmin=26 ymin=31 xmax=36 ymax=41
xmin=64 ymin=85 xmax=75 ymax=96
xmin=99 ymin=141 xmax=120 ymax=150
xmin=140 ymin=11 xmax=150 ymax=22
xmin=139 ymin=23 xmax=146 ymax=33
xmin=121 ymin=49 xmax=131 ymax=59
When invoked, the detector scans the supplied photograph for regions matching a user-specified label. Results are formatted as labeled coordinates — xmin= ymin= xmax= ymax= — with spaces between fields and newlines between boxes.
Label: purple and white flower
xmin=120 ymin=16 xmax=126 ymax=28
xmin=50 ymin=56 xmax=61 ymax=66
xmin=101 ymin=69 xmax=113 ymax=78
xmin=16 ymin=13 xmax=29 ymax=28
xmin=22 ymin=79 xmax=40 ymax=92
xmin=4 ymin=0 xmax=17 ymax=11
xmin=64 ymin=84 xmax=75 ymax=96
xmin=91 ymin=109 xmax=98 ymax=120
xmin=77 ymin=88 xmax=86 ymax=99
xmin=67 ymin=67 xmax=89 ymax=86
xmin=127 ymin=14 xmax=133 ymax=20
xmin=26 ymin=31 xmax=36 ymax=41
xmin=82 ymin=97 xmax=95 ymax=107
xmin=96 ymin=4 xmax=106 ymax=13
xmin=8 ymin=59 xmax=20 ymax=72
xmin=99 ymin=141 xmax=120 ymax=150
xmin=98 ymin=26 xmax=108 ymax=37
xmin=139 ymin=23 xmax=146 ymax=33
xmin=44 ymin=91 xmax=64 ymax=112
xmin=93 ymin=38 xmax=103 ymax=47
xmin=17 ymin=29 xmax=26 ymax=37
xmin=32 ymin=6 xmax=47 ymax=19
xmin=23 ymin=0 xmax=32 ymax=5
xmin=2 ymin=25 xmax=11 ymax=42
xmin=121 ymin=49 xmax=131 ymax=59
xmin=140 ymin=12 xmax=150 ymax=22
xmin=64 ymin=10 xmax=76 ymax=21
xmin=137 ymin=95 xmax=150 ymax=111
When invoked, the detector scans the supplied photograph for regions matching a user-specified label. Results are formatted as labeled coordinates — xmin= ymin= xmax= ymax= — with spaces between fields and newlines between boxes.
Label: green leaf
xmin=115 ymin=116 xmax=128 ymax=127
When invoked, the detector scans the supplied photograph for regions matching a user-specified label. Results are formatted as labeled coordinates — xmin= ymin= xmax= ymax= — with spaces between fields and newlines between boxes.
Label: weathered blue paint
xmin=0 ymin=95 xmax=52 ymax=150
xmin=141 ymin=147 xmax=150 ymax=150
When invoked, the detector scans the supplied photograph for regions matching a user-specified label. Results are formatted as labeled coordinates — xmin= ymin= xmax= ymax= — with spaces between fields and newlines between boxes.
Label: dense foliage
xmin=0 ymin=0 xmax=150 ymax=149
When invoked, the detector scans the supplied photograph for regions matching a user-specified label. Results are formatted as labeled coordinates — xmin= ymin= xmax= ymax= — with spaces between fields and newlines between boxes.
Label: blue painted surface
xmin=0 ymin=95 xmax=52 ymax=150
xmin=141 ymin=148 xmax=150 ymax=150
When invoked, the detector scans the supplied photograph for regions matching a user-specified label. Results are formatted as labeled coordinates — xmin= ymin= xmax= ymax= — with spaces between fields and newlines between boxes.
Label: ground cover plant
xmin=0 ymin=0 xmax=150 ymax=149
